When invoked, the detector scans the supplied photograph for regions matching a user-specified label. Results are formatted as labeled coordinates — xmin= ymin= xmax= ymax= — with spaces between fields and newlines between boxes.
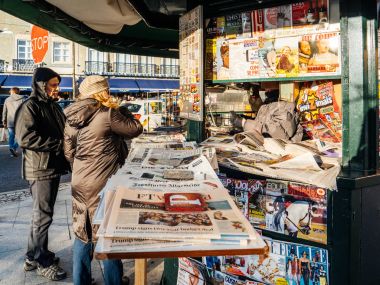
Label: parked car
xmin=122 ymin=100 xmax=163 ymax=132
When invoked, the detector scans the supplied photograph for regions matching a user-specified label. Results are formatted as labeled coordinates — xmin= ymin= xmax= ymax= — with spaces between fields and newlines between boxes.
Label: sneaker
xmin=24 ymin=256 xmax=60 ymax=271
xmin=37 ymin=263 xmax=67 ymax=281
xmin=9 ymin=148 xmax=17 ymax=157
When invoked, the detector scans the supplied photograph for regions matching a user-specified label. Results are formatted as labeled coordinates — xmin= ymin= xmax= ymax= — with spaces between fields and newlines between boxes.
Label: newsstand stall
xmin=163 ymin=0 xmax=380 ymax=284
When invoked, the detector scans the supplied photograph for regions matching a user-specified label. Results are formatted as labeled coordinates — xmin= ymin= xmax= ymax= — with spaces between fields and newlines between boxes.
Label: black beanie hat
xmin=33 ymin=67 xmax=61 ymax=83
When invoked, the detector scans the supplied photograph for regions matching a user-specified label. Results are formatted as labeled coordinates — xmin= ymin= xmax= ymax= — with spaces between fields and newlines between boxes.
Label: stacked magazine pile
xmin=94 ymin=134 xmax=265 ymax=254
xmin=201 ymin=131 xmax=341 ymax=189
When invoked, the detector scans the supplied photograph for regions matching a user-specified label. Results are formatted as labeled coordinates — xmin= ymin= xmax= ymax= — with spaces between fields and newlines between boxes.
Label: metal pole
xmin=72 ymin=42 xmax=76 ymax=99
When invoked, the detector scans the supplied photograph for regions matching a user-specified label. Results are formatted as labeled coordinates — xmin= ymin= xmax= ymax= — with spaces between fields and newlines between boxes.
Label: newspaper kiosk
xmin=164 ymin=0 xmax=380 ymax=284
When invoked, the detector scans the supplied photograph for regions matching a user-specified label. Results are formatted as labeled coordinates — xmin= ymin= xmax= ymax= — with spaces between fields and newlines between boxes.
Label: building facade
xmin=0 ymin=11 xmax=179 ymax=94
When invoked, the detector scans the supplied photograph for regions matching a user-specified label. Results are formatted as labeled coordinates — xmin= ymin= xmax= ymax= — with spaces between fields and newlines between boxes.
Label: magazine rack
xmin=175 ymin=0 xmax=380 ymax=284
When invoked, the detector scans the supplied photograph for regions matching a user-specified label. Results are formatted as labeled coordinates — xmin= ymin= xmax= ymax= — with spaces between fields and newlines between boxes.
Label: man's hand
xmin=2 ymin=123 xmax=6 ymax=129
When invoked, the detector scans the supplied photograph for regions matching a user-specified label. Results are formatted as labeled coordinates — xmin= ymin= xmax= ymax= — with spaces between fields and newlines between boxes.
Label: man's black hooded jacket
xmin=15 ymin=67 xmax=70 ymax=180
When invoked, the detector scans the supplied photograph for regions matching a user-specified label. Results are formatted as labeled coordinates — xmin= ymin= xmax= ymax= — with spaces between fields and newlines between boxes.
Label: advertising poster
xmin=274 ymin=37 xmax=299 ymax=77
xmin=179 ymin=6 xmax=203 ymax=121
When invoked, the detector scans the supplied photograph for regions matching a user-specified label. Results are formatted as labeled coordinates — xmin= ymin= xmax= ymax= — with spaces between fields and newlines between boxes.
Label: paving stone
xmin=0 ymin=184 xmax=165 ymax=284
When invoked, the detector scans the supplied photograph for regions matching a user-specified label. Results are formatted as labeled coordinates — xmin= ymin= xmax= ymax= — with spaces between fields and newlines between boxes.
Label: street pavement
xmin=0 ymin=143 xmax=71 ymax=193
xmin=0 ymin=183 xmax=164 ymax=285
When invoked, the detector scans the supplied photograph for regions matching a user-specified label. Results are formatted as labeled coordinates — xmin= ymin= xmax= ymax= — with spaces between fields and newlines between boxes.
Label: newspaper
xmin=105 ymin=187 xmax=258 ymax=240
xmin=140 ymin=147 xmax=217 ymax=169
xmin=132 ymin=133 xmax=186 ymax=144
xmin=123 ymin=179 xmax=225 ymax=192
xmin=97 ymin=237 xmax=195 ymax=252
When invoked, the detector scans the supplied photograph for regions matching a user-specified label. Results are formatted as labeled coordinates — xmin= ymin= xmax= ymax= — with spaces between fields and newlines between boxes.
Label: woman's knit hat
xmin=79 ymin=75 xmax=109 ymax=97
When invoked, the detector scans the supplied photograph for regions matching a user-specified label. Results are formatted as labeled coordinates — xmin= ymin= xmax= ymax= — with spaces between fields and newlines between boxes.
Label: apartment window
xmin=17 ymin=39 xmax=32 ymax=60
xmin=88 ymin=49 xmax=105 ymax=62
xmin=161 ymin=58 xmax=178 ymax=66
xmin=53 ymin=42 xmax=70 ymax=63
xmin=116 ymin=53 xmax=131 ymax=63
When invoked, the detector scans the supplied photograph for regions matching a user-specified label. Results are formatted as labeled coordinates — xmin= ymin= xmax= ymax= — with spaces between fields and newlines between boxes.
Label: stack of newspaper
xmin=201 ymin=131 xmax=341 ymax=189
xmin=94 ymin=134 xmax=265 ymax=253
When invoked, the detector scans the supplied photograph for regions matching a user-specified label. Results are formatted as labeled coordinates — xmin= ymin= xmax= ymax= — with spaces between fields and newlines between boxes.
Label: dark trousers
xmin=26 ymin=177 xmax=60 ymax=267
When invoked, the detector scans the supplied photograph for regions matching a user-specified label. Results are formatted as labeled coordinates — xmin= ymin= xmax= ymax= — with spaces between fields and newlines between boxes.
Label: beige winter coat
xmin=63 ymin=98 xmax=143 ymax=242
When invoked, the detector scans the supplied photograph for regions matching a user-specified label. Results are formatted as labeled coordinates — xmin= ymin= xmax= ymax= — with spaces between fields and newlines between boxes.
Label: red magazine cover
xmin=164 ymin=193 xmax=207 ymax=212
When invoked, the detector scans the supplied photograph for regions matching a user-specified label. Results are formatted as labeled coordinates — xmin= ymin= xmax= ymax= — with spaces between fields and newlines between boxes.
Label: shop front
xmin=164 ymin=0 xmax=380 ymax=284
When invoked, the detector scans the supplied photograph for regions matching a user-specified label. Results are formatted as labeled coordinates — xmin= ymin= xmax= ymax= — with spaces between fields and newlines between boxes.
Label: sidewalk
xmin=0 ymin=183 xmax=163 ymax=285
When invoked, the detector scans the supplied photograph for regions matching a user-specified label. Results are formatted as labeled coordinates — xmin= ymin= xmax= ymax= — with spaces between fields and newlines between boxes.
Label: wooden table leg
xmin=135 ymin=258 xmax=147 ymax=285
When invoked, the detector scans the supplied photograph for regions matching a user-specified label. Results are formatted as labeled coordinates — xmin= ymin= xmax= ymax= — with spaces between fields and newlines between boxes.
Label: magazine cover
xmin=212 ymin=236 xmax=329 ymax=285
xmin=177 ymin=258 xmax=209 ymax=285
xmin=228 ymin=38 xmax=260 ymax=79
xmin=277 ymin=5 xmax=292 ymax=28
xmin=258 ymin=36 xmax=277 ymax=77
xmin=274 ymin=36 xmax=299 ymax=77
xmin=263 ymin=182 xmax=327 ymax=244
xmin=263 ymin=7 xmax=278 ymax=30
xmin=251 ymin=9 xmax=265 ymax=34
xmin=205 ymin=38 xmax=217 ymax=80
xmin=222 ymin=178 xmax=328 ymax=244
xmin=292 ymin=0 xmax=329 ymax=26
xmin=205 ymin=17 xmax=225 ymax=39
xmin=216 ymin=39 xmax=231 ymax=80
xmin=300 ymin=31 xmax=340 ymax=75
xmin=224 ymin=12 xmax=252 ymax=39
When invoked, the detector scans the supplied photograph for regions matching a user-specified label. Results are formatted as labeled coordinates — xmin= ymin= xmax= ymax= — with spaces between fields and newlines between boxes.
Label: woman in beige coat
xmin=64 ymin=75 xmax=143 ymax=285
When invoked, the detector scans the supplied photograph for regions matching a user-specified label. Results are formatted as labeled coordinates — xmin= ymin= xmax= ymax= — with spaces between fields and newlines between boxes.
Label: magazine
xmin=105 ymin=187 xmax=259 ymax=241
xmin=221 ymin=178 xmax=328 ymax=244
xmin=177 ymin=258 xmax=209 ymax=285
xmin=220 ymin=236 xmax=329 ymax=285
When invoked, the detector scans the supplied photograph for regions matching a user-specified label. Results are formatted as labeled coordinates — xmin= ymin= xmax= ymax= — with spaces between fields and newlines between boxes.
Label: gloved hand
xmin=230 ymin=111 xmax=244 ymax=128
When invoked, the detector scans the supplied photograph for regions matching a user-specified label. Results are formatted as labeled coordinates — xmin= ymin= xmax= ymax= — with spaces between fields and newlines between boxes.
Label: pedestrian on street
xmin=15 ymin=67 xmax=70 ymax=281
xmin=63 ymin=75 xmax=143 ymax=285
xmin=2 ymin=87 xmax=24 ymax=157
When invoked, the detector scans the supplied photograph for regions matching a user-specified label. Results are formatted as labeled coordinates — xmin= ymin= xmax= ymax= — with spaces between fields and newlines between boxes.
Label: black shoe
xmin=9 ymin=148 xmax=17 ymax=157
xmin=24 ymin=256 xmax=60 ymax=271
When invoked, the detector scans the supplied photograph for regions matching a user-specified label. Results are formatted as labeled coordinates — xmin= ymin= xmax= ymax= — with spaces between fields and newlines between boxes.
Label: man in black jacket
xmin=15 ymin=67 xmax=70 ymax=281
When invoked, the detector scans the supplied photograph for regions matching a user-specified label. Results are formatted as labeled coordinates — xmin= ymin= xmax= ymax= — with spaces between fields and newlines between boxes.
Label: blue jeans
xmin=73 ymin=238 xmax=123 ymax=285
xmin=8 ymin=127 xmax=18 ymax=150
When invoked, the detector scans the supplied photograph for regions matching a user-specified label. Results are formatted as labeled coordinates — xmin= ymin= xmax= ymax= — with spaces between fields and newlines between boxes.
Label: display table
xmin=95 ymin=240 xmax=268 ymax=285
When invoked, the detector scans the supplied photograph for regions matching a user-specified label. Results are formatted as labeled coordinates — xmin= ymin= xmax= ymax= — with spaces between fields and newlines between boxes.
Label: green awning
xmin=0 ymin=0 xmax=179 ymax=58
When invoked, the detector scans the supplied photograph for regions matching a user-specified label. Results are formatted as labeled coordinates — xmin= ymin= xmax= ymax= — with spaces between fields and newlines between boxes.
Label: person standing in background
xmin=2 ymin=87 xmax=24 ymax=157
